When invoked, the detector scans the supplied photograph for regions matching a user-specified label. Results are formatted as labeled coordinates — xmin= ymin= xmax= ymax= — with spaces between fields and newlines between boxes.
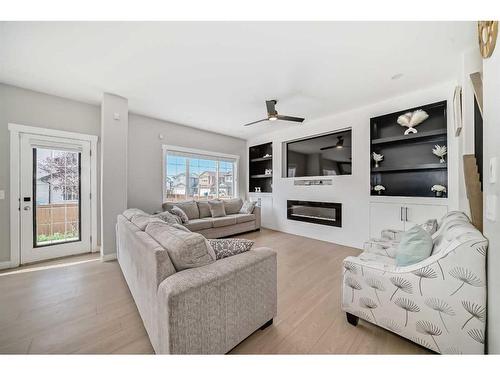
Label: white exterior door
xmin=19 ymin=133 xmax=92 ymax=264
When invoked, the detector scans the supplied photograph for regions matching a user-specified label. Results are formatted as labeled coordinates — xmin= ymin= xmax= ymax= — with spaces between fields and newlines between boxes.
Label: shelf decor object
xmin=478 ymin=21 xmax=498 ymax=58
xmin=249 ymin=142 xmax=273 ymax=193
xmin=432 ymin=144 xmax=447 ymax=164
xmin=370 ymin=100 xmax=448 ymax=197
xmin=372 ymin=152 xmax=384 ymax=168
xmin=374 ymin=185 xmax=385 ymax=195
xmin=397 ymin=109 xmax=429 ymax=135
xmin=431 ymin=184 xmax=447 ymax=198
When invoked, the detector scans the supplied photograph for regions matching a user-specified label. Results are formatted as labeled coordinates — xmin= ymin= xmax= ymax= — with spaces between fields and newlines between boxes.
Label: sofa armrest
xmin=157 ymin=247 xmax=277 ymax=354
xmin=252 ymin=205 xmax=261 ymax=228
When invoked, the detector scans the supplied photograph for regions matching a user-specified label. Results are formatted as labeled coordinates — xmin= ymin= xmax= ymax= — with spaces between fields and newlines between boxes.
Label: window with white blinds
xmin=163 ymin=146 xmax=238 ymax=202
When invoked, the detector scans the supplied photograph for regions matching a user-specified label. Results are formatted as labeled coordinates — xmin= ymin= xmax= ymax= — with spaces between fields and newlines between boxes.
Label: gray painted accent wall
xmin=0 ymin=83 xmax=101 ymax=263
xmin=127 ymin=113 xmax=247 ymax=214
xmin=100 ymin=93 xmax=128 ymax=256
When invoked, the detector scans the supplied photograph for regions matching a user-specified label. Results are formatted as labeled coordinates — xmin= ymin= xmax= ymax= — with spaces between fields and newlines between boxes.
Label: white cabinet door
xmin=249 ymin=194 xmax=274 ymax=228
xmin=404 ymin=204 xmax=448 ymax=229
xmin=369 ymin=203 xmax=405 ymax=239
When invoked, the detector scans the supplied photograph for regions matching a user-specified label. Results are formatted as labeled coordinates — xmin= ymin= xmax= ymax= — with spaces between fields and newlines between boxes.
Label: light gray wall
xmin=127 ymin=113 xmax=247 ymax=213
xmin=0 ymin=83 xmax=101 ymax=263
xmin=100 ymin=93 xmax=128 ymax=256
xmin=483 ymin=48 xmax=500 ymax=353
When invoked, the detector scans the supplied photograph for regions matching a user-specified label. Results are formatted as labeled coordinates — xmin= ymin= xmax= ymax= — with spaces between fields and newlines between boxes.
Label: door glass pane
xmin=33 ymin=148 xmax=81 ymax=247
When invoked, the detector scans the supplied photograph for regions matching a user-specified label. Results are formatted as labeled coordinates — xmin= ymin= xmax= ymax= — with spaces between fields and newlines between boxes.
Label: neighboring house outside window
xmin=163 ymin=146 xmax=238 ymax=202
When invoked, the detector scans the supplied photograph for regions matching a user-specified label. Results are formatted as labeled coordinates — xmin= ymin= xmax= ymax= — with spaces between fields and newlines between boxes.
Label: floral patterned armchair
xmin=342 ymin=211 xmax=488 ymax=354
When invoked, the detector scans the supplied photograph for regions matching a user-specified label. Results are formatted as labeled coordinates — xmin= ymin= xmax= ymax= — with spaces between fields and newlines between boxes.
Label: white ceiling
xmin=0 ymin=22 xmax=475 ymax=139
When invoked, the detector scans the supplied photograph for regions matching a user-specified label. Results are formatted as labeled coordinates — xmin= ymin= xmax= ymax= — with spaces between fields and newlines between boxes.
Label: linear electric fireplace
xmin=287 ymin=200 xmax=342 ymax=227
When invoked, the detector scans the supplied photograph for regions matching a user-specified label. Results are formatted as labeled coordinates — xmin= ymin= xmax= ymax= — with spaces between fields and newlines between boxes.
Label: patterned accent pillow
xmin=207 ymin=238 xmax=255 ymax=260
xmin=170 ymin=206 xmax=189 ymax=223
xmin=208 ymin=200 xmax=226 ymax=218
xmin=421 ymin=219 xmax=438 ymax=235
xmin=155 ymin=210 xmax=182 ymax=225
xmin=239 ymin=200 xmax=256 ymax=214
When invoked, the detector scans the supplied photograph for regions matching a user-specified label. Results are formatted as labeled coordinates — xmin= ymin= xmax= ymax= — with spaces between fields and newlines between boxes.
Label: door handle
xmin=23 ymin=206 xmax=31 ymax=211
xmin=400 ymin=206 xmax=404 ymax=222
xmin=405 ymin=207 xmax=409 ymax=222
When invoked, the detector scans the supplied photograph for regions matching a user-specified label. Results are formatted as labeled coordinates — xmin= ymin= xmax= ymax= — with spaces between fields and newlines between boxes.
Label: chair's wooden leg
xmin=346 ymin=312 xmax=359 ymax=326
xmin=260 ymin=318 xmax=273 ymax=330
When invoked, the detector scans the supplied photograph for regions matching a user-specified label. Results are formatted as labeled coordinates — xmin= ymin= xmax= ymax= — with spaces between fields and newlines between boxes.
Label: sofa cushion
xmin=208 ymin=200 xmax=226 ymax=218
xmin=171 ymin=206 xmax=189 ymax=223
xmin=239 ymin=200 xmax=256 ymax=214
xmin=123 ymin=208 xmax=147 ymax=220
xmin=197 ymin=201 xmax=212 ymax=218
xmin=184 ymin=218 xmax=213 ymax=231
xmin=145 ymin=221 xmax=216 ymax=271
xmin=396 ymin=225 xmax=433 ymax=267
xmin=223 ymin=198 xmax=243 ymax=215
xmin=163 ymin=200 xmax=200 ymax=220
xmin=232 ymin=213 xmax=256 ymax=224
xmin=211 ymin=216 xmax=237 ymax=228
xmin=155 ymin=210 xmax=182 ymax=225
xmin=131 ymin=214 xmax=164 ymax=230
xmin=421 ymin=219 xmax=438 ymax=235
xmin=207 ymin=238 xmax=254 ymax=260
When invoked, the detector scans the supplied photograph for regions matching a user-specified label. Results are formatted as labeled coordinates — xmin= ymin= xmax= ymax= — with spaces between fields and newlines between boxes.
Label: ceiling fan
xmin=243 ymin=100 xmax=305 ymax=127
xmin=320 ymin=136 xmax=352 ymax=151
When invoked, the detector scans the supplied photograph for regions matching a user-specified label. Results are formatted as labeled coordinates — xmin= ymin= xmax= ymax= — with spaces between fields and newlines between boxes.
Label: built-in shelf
xmin=251 ymin=174 xmax=273 ymax=178
xmin=371 ymin=129 xmax=447 ymax=145
xmin=250 ymin=156 xmax=273 ymax=162
xmin=371 ymin=163 xmax=447 ymax=173
xmin=370 ymin=100 xmax=448 ymax=197
xmin=249 ymin=142 xmax=273 ymax=193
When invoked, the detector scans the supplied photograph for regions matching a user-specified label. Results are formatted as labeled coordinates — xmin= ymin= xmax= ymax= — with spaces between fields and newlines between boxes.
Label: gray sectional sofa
xmin=116 ymin=209 xmax=277 ymax=354
xmin=162 ymin=198 xmax=261 ymax=238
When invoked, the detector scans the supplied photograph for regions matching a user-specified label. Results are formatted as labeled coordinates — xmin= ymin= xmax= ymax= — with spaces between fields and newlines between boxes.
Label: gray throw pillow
xmin=239 ymin=200 xmax=256 ymax=214
xmin=131 ymin=214 xmax=164 ymax=230
xmin=395 ymin=225 xmax=433 ymax=267
xmin=223 ymin=198 xmax=243 ymax=215
xmin=123 ymin=208 xmax=147 ymax=220
xmin=207 ymin=238 xmax=254 ymax=260
xmin=170 ymin=206 xmax=189 ymax=223
xmin=163 ymin=200 xmax=200 ymax=220
xmin=208 ymin=200 xmax=226 ymax=218
xmin=145 ymin=221 xmax=216 ymax=271
xmin=155 ymin=210 xmax=182 ymax=225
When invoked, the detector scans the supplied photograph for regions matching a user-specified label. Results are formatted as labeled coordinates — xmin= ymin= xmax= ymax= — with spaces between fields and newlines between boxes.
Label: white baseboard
xmin=101 ymin=253 xmax=117 ymax=262
xmin=0 ymin=260 xmax=13 ymax=270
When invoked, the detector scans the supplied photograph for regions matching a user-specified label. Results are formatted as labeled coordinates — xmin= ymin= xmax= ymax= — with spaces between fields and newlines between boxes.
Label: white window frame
xmin=162 ymin=145 xmax=239 ymax=203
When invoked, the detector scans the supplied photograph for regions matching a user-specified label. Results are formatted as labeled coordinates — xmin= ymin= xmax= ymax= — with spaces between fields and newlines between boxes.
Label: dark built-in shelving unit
xmin=249 ymin=142 xmax=273 ymax=193
xmin=370 ymin=100 xmax=448 ymax=197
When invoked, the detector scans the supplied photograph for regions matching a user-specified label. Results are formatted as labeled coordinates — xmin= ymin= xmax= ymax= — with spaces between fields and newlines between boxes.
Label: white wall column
xmin=100 ymin=93 xmax=128 ymax=258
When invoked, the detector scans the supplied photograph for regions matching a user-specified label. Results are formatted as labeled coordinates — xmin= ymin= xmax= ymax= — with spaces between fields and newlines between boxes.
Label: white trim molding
xmin=8 ymin=123 xmax=99 ymax=269
xmin=101 ymin=253 xmax=117 ymax=262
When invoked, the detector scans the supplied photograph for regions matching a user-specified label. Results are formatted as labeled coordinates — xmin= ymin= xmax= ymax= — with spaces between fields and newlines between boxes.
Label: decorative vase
xmin=374 ymin=161 xmax=379 ymax=168
xmin=435 ymin=191 xmax=443 ymax=197
xmin=377 ymin=190 xmax=382 ymax=195
xmin=440 ymin=157 xmax=446 ymax=164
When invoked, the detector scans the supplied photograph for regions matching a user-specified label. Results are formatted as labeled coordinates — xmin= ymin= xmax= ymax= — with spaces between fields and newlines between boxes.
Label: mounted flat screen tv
xmin=285 ymin=129 xmax=352 ymax=177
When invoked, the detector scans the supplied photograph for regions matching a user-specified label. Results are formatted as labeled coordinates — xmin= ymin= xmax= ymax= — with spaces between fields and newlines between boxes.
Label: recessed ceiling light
xmin=268 ymin=116 xmax=278 ymax=121
xmin=391 ymin=73 xmax=404 ymax=80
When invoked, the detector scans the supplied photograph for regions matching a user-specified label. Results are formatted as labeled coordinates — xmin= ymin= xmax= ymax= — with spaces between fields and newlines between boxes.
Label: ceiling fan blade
xmin=266 ymin=100 xmax=277 ymax=116
xmin=276 ymin=115 xmax=305 ymax=123
xmin=243 ymin=118 xmax=268 ymax=127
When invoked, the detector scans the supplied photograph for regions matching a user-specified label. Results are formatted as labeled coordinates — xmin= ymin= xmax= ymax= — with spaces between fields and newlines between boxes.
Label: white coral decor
xmin=372 ymin=152 xmax=384 ymax=167
xmin=397 ymin=109 xmax=429 ymax=135
xmin=374 ymin=185 xmax=386 ymax=191
xmin=431 ymin=185 xmax=447 ymax=192
xmin=432 ymin=144 xmax=447 ymax=163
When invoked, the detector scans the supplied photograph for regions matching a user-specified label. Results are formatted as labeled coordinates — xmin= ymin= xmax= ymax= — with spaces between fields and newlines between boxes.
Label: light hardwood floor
xmin=0 ymin=229 xmax=429 ymax=354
